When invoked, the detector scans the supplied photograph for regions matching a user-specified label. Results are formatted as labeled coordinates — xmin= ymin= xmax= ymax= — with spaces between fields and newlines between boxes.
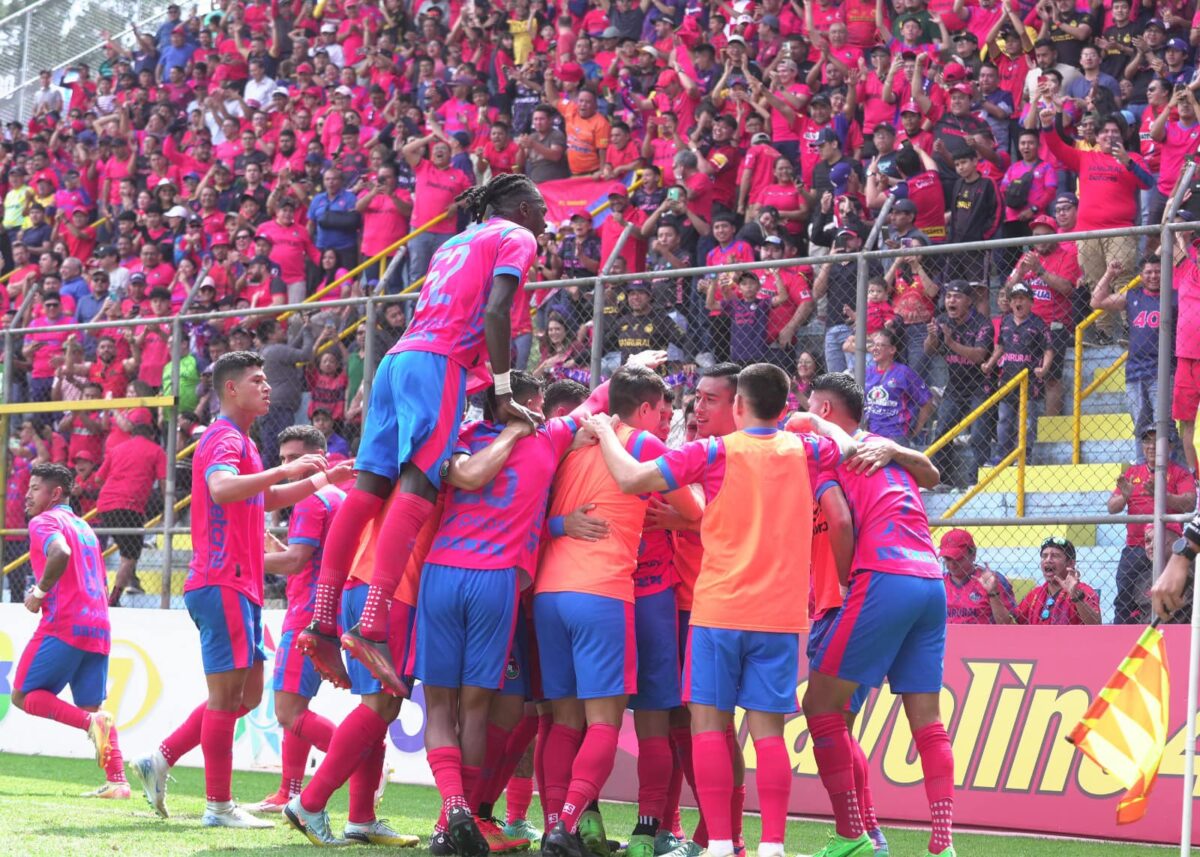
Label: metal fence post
xmin=589 ymin=224 xmax=635 ymax=389
xmin=16 ymin=11 xmax=31 ymax=121
xmin=363 ymin=295 xmax=377 ymax=403
xmin=1017 ymin=373 xmax=1028 ymax=517
xmin=161 ymin=317 xmax=182 ymax=609
xmin=856 ymin=197 xmax=895 ymax=387
xmin=0 ymin=330 xmax=11 ymax=507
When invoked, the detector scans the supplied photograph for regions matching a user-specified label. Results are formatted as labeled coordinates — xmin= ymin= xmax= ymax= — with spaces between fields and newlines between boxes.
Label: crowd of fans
xmin=2 ymin=0 xmax=1199 ymax=615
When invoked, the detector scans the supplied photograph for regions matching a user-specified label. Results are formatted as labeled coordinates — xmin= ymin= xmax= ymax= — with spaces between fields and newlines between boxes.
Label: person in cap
xmin=1162 ymin=36 xmax=1194 ymax=84
xmin=883 ymin=197 xmax=928 ymax=250
xmin=894 ymin=97 xmax=934 ymax=151
xmin=925 ymin=78 xmax=990 ymax=195
xmin=987 ymin=281 xmax=1051 ymax=465
xmin=811 ymin=128 xmax=862 ymax=200
xmin=598 ymin=188 xmax=648 ymax=276
xmin=940 ymin=529 xmax=1017 ymax=624
xmin=924 ymin=279 xmax=993 ymax=485
xmin=1052 ymin=191 xmax=1077 ymax=231
xmin=1107 ymin=428 xmax=1196 ymax=623
xmin=545 ymin=81 xmax=610 ymax=176
xmin=950 ymin=32 xmax=982 ymax=76
xmin=1004 ymin=210 xmax=1079 ymax=416
xmin=868 ymin=145 xmax=944 ymax=243
xmin=1013 ymin=537 xmax=1100 ymax=625
xmin=614 ymin=281 xmax=684 ymax=364
xmin=1035 ymin=0 xmax=1092 ymax=68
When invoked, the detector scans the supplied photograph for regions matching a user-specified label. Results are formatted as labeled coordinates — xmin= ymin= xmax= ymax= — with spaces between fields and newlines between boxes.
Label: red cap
xmin=656 ymin=69 xmax=679 ymax=89
xmin=297 ymin=62 xmax=314 ymax=73
xmin=938 ymin=528 xmax=975 ymax=559
xmin=943 ymin=63 xmax=968 ymax=82
xmin=570 ymin=208 xmax=592 ymax=221
xmin=900 ymin=100 xmax=921 ymax=114
xmin=1030 ymin=213 xmax=1058 ymax=232
xmin=558 ymin=62 xmax=585 ymax=83
xmin=950 ymin=82 xmax=973 ymax=95
xmin=73 ymin=450 xmax=96 ymax=463
xmin=211 ymin=230 xmax=230 ymax=245
xmin=304 ymin=85 xmax=325 ymax=99
xmin=126 ymin=407 xmax=154 ymax=427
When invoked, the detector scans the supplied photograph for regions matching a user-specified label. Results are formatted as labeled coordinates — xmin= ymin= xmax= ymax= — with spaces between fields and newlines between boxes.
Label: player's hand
xmin=585 ymin=412 xmax=619 ymax=440
xmin=23 ymin=590 xmax=44 ymax=613
xmin=1152 ymin=553 xmax=1192 ymax=619
xmin=281 ymin=452 xmax=327 ymax=482
xmin=627 ymin=349 xmax=669 ymax=370
xmin=569 ymin=422 xmax=599 ymax=452
xmin=845 ymin=437 xmax=899 ymax=475
xmin=502 ymin=417 xmax=536 ymax=440
xmin=266 ymin=532 xmax=287 ymax=553
xmin=563 ymin=503 xmax=610 ymax=541
xmin=645 ymin=497 xmax=692 ymax=532
xmin=325 ymin=457 xmax=356 ymax=485
xmin=496 ymin=394 xmax=543 ymax=428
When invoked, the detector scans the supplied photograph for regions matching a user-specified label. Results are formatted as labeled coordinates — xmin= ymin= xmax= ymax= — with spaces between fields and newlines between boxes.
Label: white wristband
xmin=311 ymin=472 xmax=329 ymax=490
xmin=494 ymin=371 xmax=512 ymax=397
xmin=31 ymin=585 xmax=48 ymax=599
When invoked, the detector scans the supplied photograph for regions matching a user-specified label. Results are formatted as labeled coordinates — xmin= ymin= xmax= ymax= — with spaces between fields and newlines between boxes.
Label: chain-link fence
xmin=0 ymin=0 xmax=185 ymax=122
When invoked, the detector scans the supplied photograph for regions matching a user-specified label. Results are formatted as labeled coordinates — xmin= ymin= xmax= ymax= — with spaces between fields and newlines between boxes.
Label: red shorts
xmin=1174 ymin=358 xmax=1200 ymax=421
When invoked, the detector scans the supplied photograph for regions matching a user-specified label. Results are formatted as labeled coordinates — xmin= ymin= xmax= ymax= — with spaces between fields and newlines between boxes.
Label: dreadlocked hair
xmin=455 ymin=173 xmax=540 ymax=223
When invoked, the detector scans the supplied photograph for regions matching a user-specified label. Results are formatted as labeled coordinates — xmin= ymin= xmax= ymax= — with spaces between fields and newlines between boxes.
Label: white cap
xmin=736 ymin=14 xmax=753 ymax=24
xmin=335 ymin=85 xmax=354 ymax=96
xmin=271 ymin=86 xmax=289 ymax=98
xmin=165 ymin=204 xmax=189 ymax=218
xmin=320 ymin=21 xmax=337 ymax=32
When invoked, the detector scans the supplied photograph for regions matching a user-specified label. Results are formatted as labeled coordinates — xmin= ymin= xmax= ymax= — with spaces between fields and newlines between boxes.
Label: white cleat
xmin=129 ymin=750 xmax=171 ymax=818
xmin=201 ymin=801 xmax=276 ymax=828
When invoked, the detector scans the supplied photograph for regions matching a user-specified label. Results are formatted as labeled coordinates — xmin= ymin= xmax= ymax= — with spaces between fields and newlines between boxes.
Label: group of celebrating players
xmin=11 ymin=170 xmax=957 ymax=857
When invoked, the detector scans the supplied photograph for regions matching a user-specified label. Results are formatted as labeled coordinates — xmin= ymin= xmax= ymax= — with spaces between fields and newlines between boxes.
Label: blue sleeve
xmin=548 ymin=516 xmax=566 ymax=538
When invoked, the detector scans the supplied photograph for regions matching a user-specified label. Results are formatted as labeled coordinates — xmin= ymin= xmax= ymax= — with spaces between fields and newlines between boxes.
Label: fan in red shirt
xmin=598 ymin=190 xmax=648 ymax=275
xmin=475 ymin=122 xmax=524 ymax=176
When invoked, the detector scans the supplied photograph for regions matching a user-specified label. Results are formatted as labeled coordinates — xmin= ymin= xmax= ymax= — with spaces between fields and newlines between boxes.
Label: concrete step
xmin=922 ymin=489 xmax=1114 ymax=519
xmin=1038 ymin=413 xmax=1132 ymax=443
xmin=1032 ymin=439 xmax=1134 ymax=466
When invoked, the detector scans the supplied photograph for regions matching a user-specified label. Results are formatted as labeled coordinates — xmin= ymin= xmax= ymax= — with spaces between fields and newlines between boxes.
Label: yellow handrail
xmin=924 ymin=368 xmax=1030 ymax=519
xmin=1072 ymin=274 xmax=1141 ymax=463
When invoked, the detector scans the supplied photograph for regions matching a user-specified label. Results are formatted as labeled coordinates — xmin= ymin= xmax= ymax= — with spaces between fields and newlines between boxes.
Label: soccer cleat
xmin=430 ymin=829 xmax=457 ymax=856
xmin=652 ymin=831 xmax=683 ymax=856
xmin=800 ymin=833 xmax=873 ymax=857
xmin=447 ymin=806 xmax=491 ymax=857
xmin=756 ymin=844 xmax=784 ymax=857
xmin=575 ymin=809 xmax=609 ymax=857
xmin=627 ymin=832 xmax=655 ymax=857
xmin=129 ymin=750 xmax=171 ymax=818
xmin=340 ymin=624 xmax=406 ymax=696
xmin=867 ymin=829 xmax=889 ymax=855
xmin=505 ymin=819 xmax=543 ymax=846
xmin=925 ymin=849 xmax=955 ymax=857
xmin=201 ymin=801 xmax=275 ymax=828
xmin=80 ymin=781 xmax=131 ymax=799
xmin=284 ymin=795 xmax=352 ymax=845
xmin=541 ymin=820 xmax=585 ymax=857
xmin=375 ymin=763 xmax=393 ymax=810
xmin=87 ymin=710 xmax=114 ymax=769
xmin=344 ymin=819 xmax=420 ymax=846
xmin=245 ymin=791 xmax=292 ymax=813
xmin=478 ymin=816 xmax=531 ymax=852
xmin=298 ymin=623 xmax=353 ymax=689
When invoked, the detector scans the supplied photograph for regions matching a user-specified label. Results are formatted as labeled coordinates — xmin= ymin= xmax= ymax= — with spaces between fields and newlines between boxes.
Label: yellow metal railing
xmin=924 ymin=369 xmax=1030 ymax=519
xmin=1072 ymin=274 xmax=1140 ymax=464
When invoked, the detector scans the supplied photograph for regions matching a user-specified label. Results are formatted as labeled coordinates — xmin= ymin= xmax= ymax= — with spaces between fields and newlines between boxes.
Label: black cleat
xmin=430 ymin=830 xmax=458 ymax=856
xmin=542 ymin=821 xmax=586 ymax=857
xmin=447 ymin=805 xmax=490 ymax=857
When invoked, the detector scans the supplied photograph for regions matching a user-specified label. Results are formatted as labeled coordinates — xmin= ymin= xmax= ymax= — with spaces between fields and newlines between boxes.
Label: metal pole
xmin=16 ymin=11 xmax=31 ymax=122
xmin=1183 ymin=585 xmax=1200 ymax=856
xmin=855 ymin=197 xmax=895 ymax=387
xmin=589 ymin=224 xmax=635 ymax=390
xmin=0 ymin=330 xmax=12 ymax=511
xmin=1157 ymin=162 xmax=1195 ymax=580
xmin=363 ymin=295 xmax=377 ymax=404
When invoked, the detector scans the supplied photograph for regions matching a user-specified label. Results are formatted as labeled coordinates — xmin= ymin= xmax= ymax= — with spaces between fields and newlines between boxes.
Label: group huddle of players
xmin=10 ymin=172 xmax=957 ymax=857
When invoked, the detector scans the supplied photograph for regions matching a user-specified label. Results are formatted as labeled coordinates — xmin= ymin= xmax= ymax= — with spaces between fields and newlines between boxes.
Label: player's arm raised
xmin=446 ymin=421 xmax=534 ymax=491
xmin=485 ymin=273 xmax=542 ymax=428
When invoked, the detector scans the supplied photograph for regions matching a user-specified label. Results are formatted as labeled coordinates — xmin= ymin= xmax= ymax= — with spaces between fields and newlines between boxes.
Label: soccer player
xmin=300 ymin=173 xmax=548 ymax=697
xmin=12 ymin=462 xmax=128 ymax=798
xmin=535 ymin=365 xmax=703 ymax=857
xmin=588 ymin=364 xmax=856 ymax=857
xmin=130 ymin=351 xmax=342 ymax=827
xmin=803 ymin=372 xmax=955 ymax=857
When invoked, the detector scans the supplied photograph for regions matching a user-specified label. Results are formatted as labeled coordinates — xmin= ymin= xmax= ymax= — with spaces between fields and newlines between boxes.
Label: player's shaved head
xmin=810 ymin=372 xmax=864 ymax=423
xmin=609 ymin=365 xmax=668 ymax=419
xmin=278 ymin=424 xmax=327 ymax=453
xmin=544 ymin=379 xmax=589 ymax=416
xmin=736 ymin=363 xmax=791 ymax=420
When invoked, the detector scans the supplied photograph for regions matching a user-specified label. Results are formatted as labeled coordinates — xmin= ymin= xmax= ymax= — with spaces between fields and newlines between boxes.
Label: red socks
xmin=201 ymin=707 xmax=237 ymax=803
xmin=691 ymin=730 xmax=733 ymax=843
xmin=314 ymin=489 xmax=385 ymax=634
xmin=753 ymin=737 xmax=790 ymax=845
xmin=534 ymin=712 xmax=553 ymax=814
xmin=428 ymin=745 xmax=470 ymax=816
xmin=348 ymin=737 xmax=386 ymax=824
xmin=541 ymin=723 xmax=584 ymax=827
xmin=914 ymin=722 xmax=955 ymax=854
xmin=809 ymin=712 xmax=863 ymax=839
xmin=22 ymin=690 xmax=92 ymax=730
xmin=472 ymin=723 xmax=512 ymax=809
xmin=291 ymin=709 xmax=335 ymax=753
xmin=302 ymin=704 xmax=390 ymax=813
xmin=281 ymin=729 xmax=311 ymax=797
xmin=664 ymin=756 xmax=684 ymax=838
xmin=506 ymin=776 xmax=534 ymax=824
xmin=637 ymin=735 xmax=672 ymax=823
xmin=358 ymin=493 xmax=434 ymax=639
xmin=559 ymin=723 xmax=619 ymax=833
xmin=850 ymin=737 xmax=879 ymax=831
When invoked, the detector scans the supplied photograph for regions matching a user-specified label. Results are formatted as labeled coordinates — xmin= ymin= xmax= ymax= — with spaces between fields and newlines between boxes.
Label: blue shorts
xmin=501 ymin=604 xmax=532 ymax=699
xmin=807 ymin=610 xmax=869 ymax=715
xmin=340 ymin=584 xmax=416 ymax=696
xmin=684 ymin=625 xmax=800 ymax=714
xmin=184 ymin=585 xmax=266 ymax=675
xmin=628 ymin=589 xmax=682 ymax=711
xmin=15 ymin=635 xmax=108 ymax=708
xmin=272 ymin=629 xmax=322 ymax=699
xmin=355 ymin=350 xmax=467 ymax=486
xmin=677 ymin=608 xmax=691 ymax=670
xmin=413 ymin=563 xmax=520 ymax=690
xmin=533 ymin=592 xmax=636 ymax=701
xmin=809 ymin=571 xmax=947 ymax=694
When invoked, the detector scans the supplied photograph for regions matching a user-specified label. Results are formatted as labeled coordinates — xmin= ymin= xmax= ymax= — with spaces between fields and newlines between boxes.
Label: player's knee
xmin=11 ymin=689 xmax=25 ymax=710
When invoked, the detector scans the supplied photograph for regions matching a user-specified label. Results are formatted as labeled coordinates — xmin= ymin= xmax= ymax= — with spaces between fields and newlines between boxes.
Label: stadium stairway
xmin=926 ymin=343 xmax=1141 ymax=623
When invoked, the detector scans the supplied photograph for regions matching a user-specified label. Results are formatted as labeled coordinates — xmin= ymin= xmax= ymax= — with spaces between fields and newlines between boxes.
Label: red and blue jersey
xmin=427 ymin=417 xmax=578 ymax=586
xmin=635 ymin=494 xmax=674 ymax=598
xmin=29 ymin=504 xmax=110 ymax=654
xmin=833 ymin=430 xmax=941 ymax=579
xmin=394 ymin=217 xmax=538 ymax=371
xmin=944 ymin=568 xmax=1016 ymax=624
xmin=186 ymin=417 xmax=267 ymax=605
xmin=283 ymin=484 xmax=346 ymax=633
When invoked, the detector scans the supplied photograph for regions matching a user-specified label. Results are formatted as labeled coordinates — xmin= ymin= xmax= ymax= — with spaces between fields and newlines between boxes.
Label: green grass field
xmin=0 ymin=752 xmax=1169 ymax=856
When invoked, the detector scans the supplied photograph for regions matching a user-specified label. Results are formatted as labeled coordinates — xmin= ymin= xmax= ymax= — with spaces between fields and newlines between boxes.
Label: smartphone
xmin=668 ymin=187 xmax=684 ymax=202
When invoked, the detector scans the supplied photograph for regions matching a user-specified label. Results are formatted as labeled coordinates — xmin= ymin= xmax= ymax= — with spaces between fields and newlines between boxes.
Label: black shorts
xmin=101 ymin=509 xmax=146 ymax=560
xmin=1047 ymin=324 xmax=1072 ymax=381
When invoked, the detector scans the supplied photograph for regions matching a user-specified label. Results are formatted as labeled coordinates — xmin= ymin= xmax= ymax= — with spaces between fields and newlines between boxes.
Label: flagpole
xmin=1181 ymin=592 xmax=1200 ymax=856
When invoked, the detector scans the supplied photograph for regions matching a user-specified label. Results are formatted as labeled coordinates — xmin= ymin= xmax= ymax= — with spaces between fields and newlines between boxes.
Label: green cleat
xmin=652 ymin=832 xmax=682 ymax=855
xmin=800 ymin=833 xmax=873 ymax=857
xmin=576 ymin=810 xmax=609 ymax=857
xmin=867 ymin=828 xmax=889 ymax=855
xmin=628 ymin=833 xmax=656 ymax=857
xmin=504 ymin=818 xmax=543 ymax=845
xmin=926 ymin=849 xmax=956 ymax=857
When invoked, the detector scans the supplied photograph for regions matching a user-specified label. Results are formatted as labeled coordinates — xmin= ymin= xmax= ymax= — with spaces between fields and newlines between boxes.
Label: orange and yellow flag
xmin=1068 ymin=625 xmax=1170 ymax=824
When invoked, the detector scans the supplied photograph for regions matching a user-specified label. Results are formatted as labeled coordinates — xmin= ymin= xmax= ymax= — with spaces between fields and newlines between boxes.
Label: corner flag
xmin=1067 ymin=624 xmax=1170 ymax=824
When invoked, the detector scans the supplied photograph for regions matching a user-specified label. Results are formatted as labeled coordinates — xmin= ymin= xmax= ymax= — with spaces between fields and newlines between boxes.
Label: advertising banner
xmin=0 ymin=607 xmax=1197 ymax=844
xmin=538 ymin=177 xmax=628 ymax=227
